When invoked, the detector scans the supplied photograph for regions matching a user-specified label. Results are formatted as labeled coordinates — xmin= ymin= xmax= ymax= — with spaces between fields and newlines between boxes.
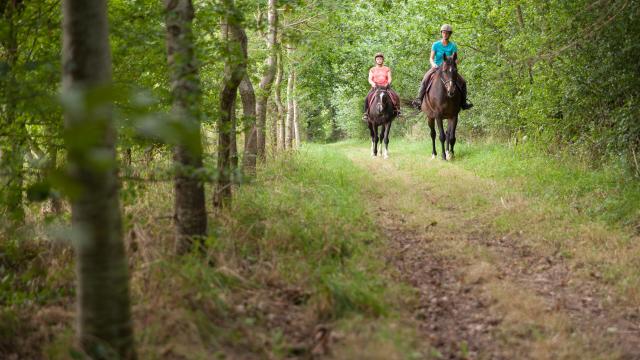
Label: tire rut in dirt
xmin=378 ymin=209 xmax=506 ymax=359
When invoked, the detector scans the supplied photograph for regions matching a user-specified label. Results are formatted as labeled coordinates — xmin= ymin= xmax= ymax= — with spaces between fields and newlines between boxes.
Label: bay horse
xmin=367 ymin=86 xmax=397 ymax=158
xmin=422 ymin=54 xmax=462 ymax=160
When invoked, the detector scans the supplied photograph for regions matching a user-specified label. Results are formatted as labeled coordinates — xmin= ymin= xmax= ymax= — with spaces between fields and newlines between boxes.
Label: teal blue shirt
xmin=432 ymin=40 xmax=458 ymax=66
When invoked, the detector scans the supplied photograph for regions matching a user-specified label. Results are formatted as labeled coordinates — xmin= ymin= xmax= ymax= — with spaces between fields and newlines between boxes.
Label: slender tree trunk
xmin=255 ymin=0 xmax=278 ymax=159
xmin=515 ymin=4 xmax=533 ymax=83
xmin=61 ymin=0 xmax=135 ymax=358
xmin=240 ymin=75 xmax=257 ymax=173
xmin=285 ymin=66 xmax=295 ymax=149
xmin=274 ymin=50 xmax=285 ymax=150
xmin=293 ymin=97 xmax=300 ymax=148
xmin=164 ymin=0 xmax=207 ymax=253
xmin=215 ymin=0 xmax=247 ymax=208
xmin=269 ymin=101 xmax=277 ymax=153
xmin=230 ymin=96 xmax=238 ymax=170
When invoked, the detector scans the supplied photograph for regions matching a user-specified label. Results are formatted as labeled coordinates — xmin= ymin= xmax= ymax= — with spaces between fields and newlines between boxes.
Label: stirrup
xmin=461 ymin=101 xmax=474 ymax=110
xmin=411 ymin=99 xmax=422 ymax=109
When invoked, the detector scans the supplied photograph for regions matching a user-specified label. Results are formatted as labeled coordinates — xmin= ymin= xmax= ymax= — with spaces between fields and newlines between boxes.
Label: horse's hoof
xmin=371 ymin=153 xmax=376 ymax=158
xmin=431 ymin=154 xmax=436 ymax=160
xmin=446 ymin=151 xmax=452 ymax=161
xmin=383 ymin=154 xmax=389 ymax=159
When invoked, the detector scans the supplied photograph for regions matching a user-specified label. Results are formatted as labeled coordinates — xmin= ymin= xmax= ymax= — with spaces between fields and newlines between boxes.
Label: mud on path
xmin=342 ymin=144 xmax=640 ymax=359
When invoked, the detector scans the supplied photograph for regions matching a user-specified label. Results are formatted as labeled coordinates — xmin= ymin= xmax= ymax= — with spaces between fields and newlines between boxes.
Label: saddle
xmin=367 ymin=86 xmax=400 ymax=110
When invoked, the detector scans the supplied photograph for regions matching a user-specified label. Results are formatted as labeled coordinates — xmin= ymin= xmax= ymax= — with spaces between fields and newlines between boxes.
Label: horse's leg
xmin=368 ymin=123 xmax=376 ymax=157
xmin=447 ymin=116 xmax=458 ymax=160
xmin=428 ymin=117 xmax=436 ymax=159
xmin=382 ymin=122 xmax=391 ymax=159
xmin=374 ymin=125 xmax=381 ymax=156
xmin=436 ymin=117 xmax=446 ymax=160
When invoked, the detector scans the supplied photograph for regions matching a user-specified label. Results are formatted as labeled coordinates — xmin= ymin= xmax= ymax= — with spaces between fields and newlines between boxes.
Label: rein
xmin=437 ymin=67 xmax=462 ymax=95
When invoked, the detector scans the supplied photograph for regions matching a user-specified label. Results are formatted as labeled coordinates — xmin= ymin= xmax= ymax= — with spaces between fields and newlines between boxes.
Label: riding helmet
xmin=374 ymin=52 xmax=384 ymax=60
xmin=440 ymin=24 xmax=453 ymax=33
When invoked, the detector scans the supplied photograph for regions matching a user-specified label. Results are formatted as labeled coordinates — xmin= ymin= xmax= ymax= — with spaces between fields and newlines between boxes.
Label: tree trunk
xmin=215 ymin=0 xmax=247 ymax=208
xmin=255 ymin=0 xmax=278 ymax=159
xmin=515 ymin=4 xmax=533 ymax=83
xmin=293 ymin=97 xmax=300 ymax=148
xmin=240 ymin=75 xmax=257 ymax=173
xmin=164 ymin=0 xmax=207 ymax=254
xmin=268 ymin=101 xmax=277 ymax=153
xmin=274 ymin=50 xmax=286 ymax=150
xmin=285 ymin=66 xmax=295 ymax=149
xmin=61 ymin=0 xmax=136 ymax=358
xmin=230 ymin=96 xmax=238 ymax=171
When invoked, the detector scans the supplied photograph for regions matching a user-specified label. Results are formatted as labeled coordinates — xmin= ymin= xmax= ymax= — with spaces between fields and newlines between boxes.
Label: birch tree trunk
xmin=215 ymin=0 xmax=247 ymax=208
xmin=255 ymin=0 xmax=278 ymax=159
xmin=285 ymin=67 xmax=295 ymax=149
xmin=240 ymin=75 xmax=257 ymax=173
xmin=274 ymin=50 xmax=285 ymax=150
xmin=164 ymin=0 xmax=208 ymax=253
xmin=293 ymin=97 xmax=300 ymax=148
xmin=62 ymin=0 xmax=136 ymax=358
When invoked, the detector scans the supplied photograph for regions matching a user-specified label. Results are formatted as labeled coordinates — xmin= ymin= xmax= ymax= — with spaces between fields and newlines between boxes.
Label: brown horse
xmin=367 ymin=86 xmax=397 ymax=158
xmin=421 ymin=54 xmax=462 ymax=160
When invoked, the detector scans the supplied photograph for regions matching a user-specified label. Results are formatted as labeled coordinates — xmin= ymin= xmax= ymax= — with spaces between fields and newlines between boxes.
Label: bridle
xmin=438 ymin=66 xmax=458 ymax=97
xmin=373 ymin=86 xmax=391 ymax=112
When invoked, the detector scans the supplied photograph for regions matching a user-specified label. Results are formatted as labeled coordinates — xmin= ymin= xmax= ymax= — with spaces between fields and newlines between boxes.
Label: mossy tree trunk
xmin=215 ymin=0 xmax=247 ymax=208
xmin=61 ymin=0 xmax=136 ymax=358
xmin=164 ymin=0 xmax=207 ymax=253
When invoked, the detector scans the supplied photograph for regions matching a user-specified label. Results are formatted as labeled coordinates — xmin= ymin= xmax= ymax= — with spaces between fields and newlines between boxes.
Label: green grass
xmin=381 ymin=138 xmax=639 ymax=230
xmin=223 ymin=145 xmax=393 ymax=317
xmin=131 ymin=144 xmax=419 ymax=358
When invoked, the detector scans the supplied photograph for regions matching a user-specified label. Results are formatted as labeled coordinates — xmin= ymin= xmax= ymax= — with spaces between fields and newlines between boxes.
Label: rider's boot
xmin=460 ymin=79 xmax=474 ymax=110
xmin=362 ymin=112 xmax=369 ymax=122
xmin=412 ymin=82 xmax=427 ymax=109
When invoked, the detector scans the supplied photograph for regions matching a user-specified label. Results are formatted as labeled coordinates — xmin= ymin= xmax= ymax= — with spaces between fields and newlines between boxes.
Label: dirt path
xmin=341 ymin=144 xmax=640 ymax=359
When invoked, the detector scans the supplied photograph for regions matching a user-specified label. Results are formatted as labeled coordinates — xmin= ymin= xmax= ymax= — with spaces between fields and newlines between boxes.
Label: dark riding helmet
xmin=374 ymin=52 xmax=384 ymax=60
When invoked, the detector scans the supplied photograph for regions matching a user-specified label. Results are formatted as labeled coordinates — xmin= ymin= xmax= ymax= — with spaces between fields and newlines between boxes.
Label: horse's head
xmin=374 ymin=86 xmax=392 ymax=114
xmin=441 ymin=53 xmax=458 ymax=98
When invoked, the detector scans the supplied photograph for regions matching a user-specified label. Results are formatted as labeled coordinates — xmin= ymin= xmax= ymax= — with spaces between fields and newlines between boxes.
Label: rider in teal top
xmin=413 ymin=24 xmax=473 ymax=110
xmin=432 ymin=40 xmax=458 ymax=67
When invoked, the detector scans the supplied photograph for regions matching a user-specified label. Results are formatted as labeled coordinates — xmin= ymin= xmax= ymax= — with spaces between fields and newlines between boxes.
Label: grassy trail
xmin=331 ymin=140 xmax=640 ymax=359
xmin=5 ymin=139 xmax=639 ymax=359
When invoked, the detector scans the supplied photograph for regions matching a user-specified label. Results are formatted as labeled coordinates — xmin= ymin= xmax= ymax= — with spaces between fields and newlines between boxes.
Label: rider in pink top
xmin=370 ymin=65 xmax=391 ymax=87
xmin=363 ymin=53 xmax=400 ymax=121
